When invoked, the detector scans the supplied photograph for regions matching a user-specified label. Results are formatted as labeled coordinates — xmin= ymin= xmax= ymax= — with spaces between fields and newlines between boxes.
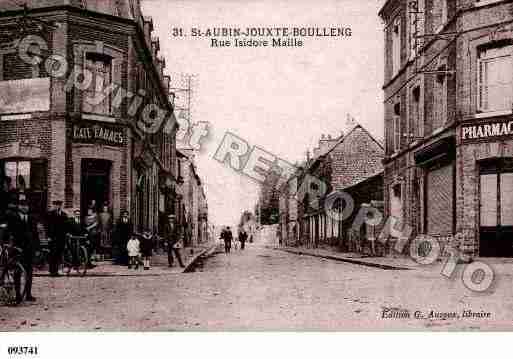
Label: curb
xmin=182 ymin=243 xmax=219 ymax=273
xmin=273 ymin=246 xmax=411 ymax=271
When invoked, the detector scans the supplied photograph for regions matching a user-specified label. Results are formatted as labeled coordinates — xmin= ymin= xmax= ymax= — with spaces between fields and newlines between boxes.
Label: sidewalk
xmin=34 ymin=243 xmax=218 ymax=277
xmin=273 ymin=245 xmax=418 ymax=270
xmin=273 ymin=244 xmax=513 ymax=275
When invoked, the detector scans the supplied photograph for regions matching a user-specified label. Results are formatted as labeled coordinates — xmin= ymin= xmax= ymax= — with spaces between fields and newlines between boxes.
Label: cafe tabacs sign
xmin=72 ymin=123 xmax=124 ymax=146
xmin=461 ymin=119 xmax=513 ymax=142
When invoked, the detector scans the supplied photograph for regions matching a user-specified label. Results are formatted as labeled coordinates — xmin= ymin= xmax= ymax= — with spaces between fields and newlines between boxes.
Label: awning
xmin=414 ymin=136 xmax=455 ymax=167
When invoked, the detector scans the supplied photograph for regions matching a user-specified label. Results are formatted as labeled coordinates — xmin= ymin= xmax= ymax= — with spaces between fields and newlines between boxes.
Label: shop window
xmin=4 ymin=160 xmax=30 ymax=191
xmin=392 ymin=16 xmax=401 ymax=76
xmin=480 ymin=159 xmax=513 ymax=227
xmin=478 ymin=45 xmax=513 ymax=113
xmin=83 ymin=52 xmax=113 ymax=115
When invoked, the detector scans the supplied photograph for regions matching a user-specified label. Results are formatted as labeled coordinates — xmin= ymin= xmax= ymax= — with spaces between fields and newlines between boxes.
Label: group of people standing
xmin=220 ymin=227 xmax=250 ymax=253
xmin=0 ymin=186 xmax=187 ymax=305
xmin=45 ymin=199 xmax=117 ymax=277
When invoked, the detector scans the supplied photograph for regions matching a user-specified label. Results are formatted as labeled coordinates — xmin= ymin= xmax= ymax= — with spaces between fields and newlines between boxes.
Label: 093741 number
xmin=7 ymin=346 xmax=38 ymax=356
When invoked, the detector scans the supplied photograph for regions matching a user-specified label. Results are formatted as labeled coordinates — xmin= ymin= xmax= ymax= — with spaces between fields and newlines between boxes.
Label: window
xmin=393 ymin=102 xmax=401 ymax=152
xmin=83 ymin=53 xmax=113 ymax=115
xmin=478 ymin=45 xmax=513 ymax=113
xmin=409 ymin=85 xmax=422 ymax=141
xmin=433 ymin=64 xmax=448 ymax=131
xmin=432 ymin=0 xmax=448 ymax=32
xmin=390 ymin=184 xmax=403 ymax=221
xmin=392 ymin=16 xmax=401 ymax=76
xmin=4 ymin=161 xmax=30 ymax=191
xmin=480 ymin=159 xmax=513 ymax=227
xmin=409 ymin=0 xmax=424 ymax=60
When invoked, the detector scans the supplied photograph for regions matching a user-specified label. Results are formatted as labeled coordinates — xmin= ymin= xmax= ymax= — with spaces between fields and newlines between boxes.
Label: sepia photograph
xmin=0 ymin=0 xmax=513 ymax=350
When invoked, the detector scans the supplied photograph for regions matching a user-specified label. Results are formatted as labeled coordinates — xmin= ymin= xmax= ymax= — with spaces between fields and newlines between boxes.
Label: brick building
xmin=278 ymin=124 xmax=384 ymax=250
xmin=0 ymin=0 xmax=178 ymax=235
xmin=380 ymin=0 xmax=513 ymax=257
xmin=176 ymin=148 xmax=209 ymax=247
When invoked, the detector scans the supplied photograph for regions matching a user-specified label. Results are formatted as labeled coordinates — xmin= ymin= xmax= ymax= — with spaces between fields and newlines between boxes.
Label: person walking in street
xmin=98 ymin=203 xmax=113 ymax=259
xmin=166 ymin=215 xmax=185 ymax=268
xmin=222 ymin=226 xmax=233 ymax=254
xmin=47 ymin=199 xmax=67 ymax=277
xmin=115 ymin=210 xmax=132 ymax=265
xmin=239 ymin=229 xmax=248 ymax=250
xmin=5 ymin=192 xmax=37 ymax=304
xmin=140 ymin=231 xmax=153 ymax=270
xmin=126 ymin=235 xmax=140 ymax=270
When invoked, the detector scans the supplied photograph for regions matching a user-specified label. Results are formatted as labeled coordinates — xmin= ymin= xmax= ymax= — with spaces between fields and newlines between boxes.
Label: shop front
xmin=69 ymin=121 xmax=128 ymax=221
xmin=0 ymin=142 xmax=48 ymax=221
xmin=460 ymin=118 xmax=513 ymax=257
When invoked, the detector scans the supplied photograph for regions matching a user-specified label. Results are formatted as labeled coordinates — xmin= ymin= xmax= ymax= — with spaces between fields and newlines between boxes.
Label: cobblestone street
xmin=1 ymin=236 xmax=512 ymax=331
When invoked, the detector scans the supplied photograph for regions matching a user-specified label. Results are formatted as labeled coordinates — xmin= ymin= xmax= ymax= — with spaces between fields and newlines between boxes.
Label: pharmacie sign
xmin=72 ymin=124 xmax=124 ymax=146
xmin=461 ymin=119 xmax=513 ymax=142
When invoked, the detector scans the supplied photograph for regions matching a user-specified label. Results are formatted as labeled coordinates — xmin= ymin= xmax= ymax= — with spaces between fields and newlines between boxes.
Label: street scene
xmin=2 ymin=234 xmax=513 ymax=331
xmin=1 ymin=0 xmax=513 ymax=334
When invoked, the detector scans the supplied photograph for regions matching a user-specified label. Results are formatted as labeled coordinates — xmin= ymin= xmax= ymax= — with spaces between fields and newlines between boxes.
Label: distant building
xmin=176 ymin=148 xmax=208 ymax=247
xmin=278 ymin=124 xmax=384 ymax=251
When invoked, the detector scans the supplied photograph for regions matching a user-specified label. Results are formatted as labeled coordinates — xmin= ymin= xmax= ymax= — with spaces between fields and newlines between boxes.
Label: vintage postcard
xmin=0 ymin=0 xmax=512 ymax=339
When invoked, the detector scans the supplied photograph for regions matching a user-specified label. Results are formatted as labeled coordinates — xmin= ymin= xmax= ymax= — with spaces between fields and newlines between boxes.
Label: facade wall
xmin=381 ymin=0 xmax=513 ymax=257
xmin=0 ymin=4 xmax=177 ymax=238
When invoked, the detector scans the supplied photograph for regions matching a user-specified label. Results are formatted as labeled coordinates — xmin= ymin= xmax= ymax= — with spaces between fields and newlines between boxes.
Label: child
xmin=127 ymin=235 xmax=140 ymax=269
xmin=140 ymin=231 xmax=153 ymax=270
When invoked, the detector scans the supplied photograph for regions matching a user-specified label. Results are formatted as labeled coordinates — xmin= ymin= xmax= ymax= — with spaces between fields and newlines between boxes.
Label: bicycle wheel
xmin=61 ymin=248 xmax=73 ymax=276
xmin=0 ymin=262 xmax=26 ymax=305
xmin=76 ymin=246 xmax=88 ymax=277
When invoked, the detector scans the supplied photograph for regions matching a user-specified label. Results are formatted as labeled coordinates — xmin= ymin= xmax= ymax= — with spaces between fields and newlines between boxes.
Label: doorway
xmin=479 ymin=159 xmax=513 ymax=257
xmin=81 ymin=159 xmax=112 ymax=215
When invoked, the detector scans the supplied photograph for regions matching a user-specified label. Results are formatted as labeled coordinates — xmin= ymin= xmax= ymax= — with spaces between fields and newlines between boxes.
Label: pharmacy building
xmin=380 ymin=0 xmax=513 ymax=258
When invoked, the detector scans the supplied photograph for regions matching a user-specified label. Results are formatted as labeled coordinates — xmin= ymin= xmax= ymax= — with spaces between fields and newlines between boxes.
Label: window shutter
xmin=426 ymin=164 xmax=453 ymax=235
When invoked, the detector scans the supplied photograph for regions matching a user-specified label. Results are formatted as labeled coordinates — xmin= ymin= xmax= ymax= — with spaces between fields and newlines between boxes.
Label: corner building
xmin=380 ymin=0 xmax=513 ymax=257
xmin=0 ymin=0 xmax=178 ymax=233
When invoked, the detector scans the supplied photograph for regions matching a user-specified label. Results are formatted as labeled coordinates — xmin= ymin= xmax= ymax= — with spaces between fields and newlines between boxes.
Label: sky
xmin=142 ymin=0 xmax=384 ymax=227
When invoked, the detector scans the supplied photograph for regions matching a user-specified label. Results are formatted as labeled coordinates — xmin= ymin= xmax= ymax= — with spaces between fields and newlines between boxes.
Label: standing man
xmin=115 ymin=210 xmax=132 ymax=265
xmin=5 ymin=193 xmax=37 ymax=303
xmin=166 ymin=214 xmax=185 ymax=268
xmin=239 ymin=229 xmax=248 ymax=250
xmin=47 ymin=200 xmax=67 ymax=277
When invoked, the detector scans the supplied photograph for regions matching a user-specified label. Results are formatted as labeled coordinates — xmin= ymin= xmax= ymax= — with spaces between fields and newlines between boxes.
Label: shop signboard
xmin=461 ymin=119 xmax=513 ymax=143
xmin=72 ymin=123 xmax=125 ymax=146
xmin=0 ymin=77 xmax=50 ymax=114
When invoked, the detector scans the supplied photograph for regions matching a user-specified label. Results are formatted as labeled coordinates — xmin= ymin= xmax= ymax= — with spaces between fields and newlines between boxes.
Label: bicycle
xmin=0 ymin=241 xmax=27 ymax=305
xmin=61 ymin=234 xmax=89 ymax=277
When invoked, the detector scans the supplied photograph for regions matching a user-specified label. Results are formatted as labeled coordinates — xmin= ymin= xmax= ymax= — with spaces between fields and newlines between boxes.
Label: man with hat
xmin=5 ymin=192 xmax=37 ymax=303
xmin=47 ymin=199 xmax=68 ymax=277
xmin=165 ymin=214 xmax=185 ymax=268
